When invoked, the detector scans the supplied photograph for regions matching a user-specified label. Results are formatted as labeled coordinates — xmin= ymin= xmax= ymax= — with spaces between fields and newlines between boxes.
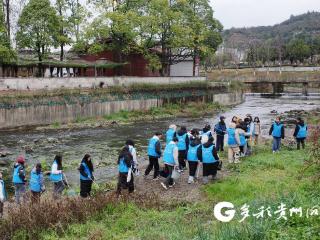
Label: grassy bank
xmin=47 ymin=101 xmax=225 ymax=130
xmin=0 ymin=81 xmax=214 ymax=101
xmin=207 ymin=69 xmax=320 ymax=82
xmin=31 ymin=142 xmax=319 ymax=239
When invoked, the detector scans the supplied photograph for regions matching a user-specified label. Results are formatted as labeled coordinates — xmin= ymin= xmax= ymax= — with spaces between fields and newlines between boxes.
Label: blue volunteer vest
xmin=202 ymin=145 xmax=217 ymax=163
xmin=187 ymin=144 xmax=200 ymax=162
xmin=50 ymin=160 xmax=63 ymax=182
xmin=12 ymin=164 xmax=24 ymax=184
xmin=227 ymin=128 xmax=237 ymax=145
xmin=29 ymin=171 xmax=42 ymax=193
xmin=80 ymin=162 xmax=92 ymax=181
xmin=147 ymin=137 xmax=161 ymax=157
xmin=297 ymin=125 xmax=307 ymax=138
xmin=163 ymin=142 xmax=176 ymax=165
xmin=272 ymin=123 xmax=283 ymax=138
xmin=0 ymin=180 xmax=7 ymax=201
xmin=240 ymin=133 xmax=246 ymax=146
xmin=166 ymin=129 xmax=175 ymax=144
xmin=177 ymin=133 xmax=187 ymax=150
xmin=118 ymin=158 xmax=129 ymax=173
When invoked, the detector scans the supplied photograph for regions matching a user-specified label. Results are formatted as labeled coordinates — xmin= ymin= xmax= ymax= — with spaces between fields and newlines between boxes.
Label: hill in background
xmin=223 ymin=11 xmax=320 ymax=51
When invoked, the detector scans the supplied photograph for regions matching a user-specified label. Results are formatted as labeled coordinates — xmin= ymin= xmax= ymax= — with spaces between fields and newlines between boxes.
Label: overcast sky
xmin=210 ymin=0 xmax=320 ymax=29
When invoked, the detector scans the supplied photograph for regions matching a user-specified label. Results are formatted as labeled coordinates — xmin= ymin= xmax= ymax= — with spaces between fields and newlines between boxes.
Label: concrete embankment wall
xmin=0 ymin=90 xmax=244 ymax=129
xmin=0 ymin=76 xmax=206 ymax=91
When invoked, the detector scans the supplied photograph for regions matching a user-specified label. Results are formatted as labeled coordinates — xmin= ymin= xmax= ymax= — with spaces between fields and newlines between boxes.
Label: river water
xmin=0 ymin=94 xmax=319 ymax=186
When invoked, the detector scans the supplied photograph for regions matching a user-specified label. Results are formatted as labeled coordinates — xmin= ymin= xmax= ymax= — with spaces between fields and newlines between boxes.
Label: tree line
xmin=0 ymin=0 xmax=223 ymax=77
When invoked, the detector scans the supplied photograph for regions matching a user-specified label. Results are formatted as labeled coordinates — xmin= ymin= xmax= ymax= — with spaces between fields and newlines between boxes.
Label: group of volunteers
xmin=0 ymin=114 xmax=308 ymax=217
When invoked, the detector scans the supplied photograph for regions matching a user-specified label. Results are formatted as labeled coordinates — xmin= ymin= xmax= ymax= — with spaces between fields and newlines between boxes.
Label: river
xmin=0 ymin=94 xmax=319 ymax=187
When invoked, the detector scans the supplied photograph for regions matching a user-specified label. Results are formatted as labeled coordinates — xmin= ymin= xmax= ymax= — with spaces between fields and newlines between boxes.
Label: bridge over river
xmin=207 ymin=69 xmax=320 ymax=95
xmin=243 ymin=76 xmax=320 ymax=95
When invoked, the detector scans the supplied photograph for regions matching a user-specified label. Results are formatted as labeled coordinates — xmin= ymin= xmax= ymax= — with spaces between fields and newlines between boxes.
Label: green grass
xmin=71 ymin=101 xmax=224 ymax=125
xmin=37 ymin=145 xmax=319 ymax=240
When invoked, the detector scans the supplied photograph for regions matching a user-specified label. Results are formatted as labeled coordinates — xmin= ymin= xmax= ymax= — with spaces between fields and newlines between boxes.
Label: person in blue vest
xmin=236 ymin=120 xmax=251 ymax=157
xmin=197 ymin=135 xmax=220 ymax=184
xmin=269 ymin=117 xmax=285 ymax=153
xmin=50 ymin=154 xmax=65 ymax=199
xmin=126 ymin=140 xmax=139 ymax=176
xmin=166 ymin=124 xmax=177 ymax=145
xmin=227 ymin=123 xmax=241 ymax=163
xmin=214 ymin=116 xmax=227 ymax=152
xmin=176 ymin=126 xmax=189 ymax=171
xmin=29 ymin=163 xmax=45 ymax=203
xmin=79 ymin=154 xmax=94 ymax=198
xmin=293 ymin=117 xmax=308 ymax=150
xmin=117 ymin=146 xmax=134 ymax=194
xmin=161 ymin=137 xmax=179 ymax=190
xmin=145 ymin=132 xmax=163 ymax=180
xmin=12 ymin=155 xmax=27 ymax=204
xmin=186 ymin=134 xmax=201 ymax=184
xmin=0 ymin=172 xmax=7 ymax=218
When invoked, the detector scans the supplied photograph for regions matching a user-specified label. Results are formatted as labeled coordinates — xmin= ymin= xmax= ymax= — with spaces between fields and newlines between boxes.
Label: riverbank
xmin=1 ymin=141 xmax=318 ymax=239
xmin=39 ymin=101 xmax=226 ymax=131
xmin=0 ymin=81 xmax=244 ymax=130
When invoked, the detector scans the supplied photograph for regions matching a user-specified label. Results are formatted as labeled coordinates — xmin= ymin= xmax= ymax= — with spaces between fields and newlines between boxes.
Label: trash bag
xmin=172 ymin=169 xmax=180 ymax=180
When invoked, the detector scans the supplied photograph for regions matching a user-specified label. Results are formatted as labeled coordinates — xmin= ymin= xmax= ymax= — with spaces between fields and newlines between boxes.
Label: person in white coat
xmin=0 ymin=172 xmax=7 ymax=218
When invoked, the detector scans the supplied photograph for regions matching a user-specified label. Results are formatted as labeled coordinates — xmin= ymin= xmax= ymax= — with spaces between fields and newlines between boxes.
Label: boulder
xmin=46 ymin=137 xmax=59 ymax=143
xmin=23 ymin=145 xmax=34 ymax=154
xmin=0 ymin=158 xmax=10 ymax=166
xmin=0 ymin=151 xmax=12 ymax=157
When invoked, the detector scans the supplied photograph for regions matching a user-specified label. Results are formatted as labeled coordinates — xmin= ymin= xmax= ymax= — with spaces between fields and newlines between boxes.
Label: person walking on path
xmin=79 ymin=154 xmax=94 ymax=198
xmin=161 ymin=137 xmax=179 ymax=190
xmin=176 ymin=126 xmax=189 ymax=171
xmin=293 ymin=117 xmax=308 ymax=150
xmin=186 ymin=134 xmax=201 ymax=184
xmin=227 ymin=123 xmax=241 ymax=163
xmin=269 ymin=117 xmax=285 ymax=153
xmin=117 ymin=146 xmax=134 ymax=194
xmin=50 ymin=154 xmax=65 ymax=199
xmin=214 ymin=116 xmax=227 ymax=152
xmin=145 ymin=132 xmax=163 ymax=180
xmin=126 ymin=140 xmax=139 ymax=176
xmin=197 ymin=135 xmax=220 ymax=184
xmin=29 ymin=163 xmax=45 ymax=203
xmin=12 ymin=156 xmax=27 ymax=204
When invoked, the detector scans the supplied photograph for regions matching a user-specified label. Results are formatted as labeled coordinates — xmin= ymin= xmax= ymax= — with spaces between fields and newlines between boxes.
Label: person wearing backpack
xmin=12 ymin=156 xmax=27 ymax=204
xmin=293 ymin=117 xmax=308 ymax=150
xmin=29 ymin=163 xmax=45 ymax=203
xmin=78 ymin=154 xmax=94 ymax=198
